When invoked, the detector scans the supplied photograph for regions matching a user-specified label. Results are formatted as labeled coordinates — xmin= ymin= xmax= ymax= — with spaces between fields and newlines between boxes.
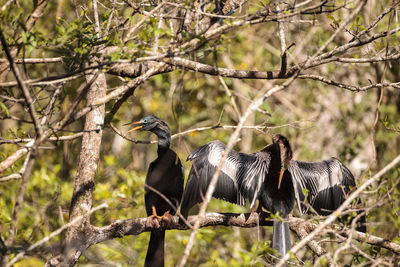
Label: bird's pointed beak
xmin=278 ymin=167 xmax=284 ymax=189
xmin=124 ymin=121 xmax=143 ymax=132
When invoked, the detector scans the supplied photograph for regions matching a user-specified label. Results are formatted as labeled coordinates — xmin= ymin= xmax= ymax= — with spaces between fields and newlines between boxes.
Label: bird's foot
xmin=146 ymin=215 xmax=161 ymax=228
xmin=160 ymin=211 xmax=173 ymax=228
xmin=146 ymin=206 xmax=162 ymax=228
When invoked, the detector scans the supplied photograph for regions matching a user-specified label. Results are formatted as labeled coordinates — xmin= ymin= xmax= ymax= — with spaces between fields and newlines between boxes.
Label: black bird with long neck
xmin=180 ymin=134 xmax=295 ymax=256
xmin=180 ymin=134 xmax=364 ymax=258
xmin=257 ymin=134 xmax=294 ymax=256
xmin=127 ymin=115 xmax=184 ymax=267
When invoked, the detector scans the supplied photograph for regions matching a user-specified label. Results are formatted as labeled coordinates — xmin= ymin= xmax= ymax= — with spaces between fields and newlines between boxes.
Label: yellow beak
xmin=125 ymin=121 xmax=143 ymax=132
xmin=127 ymin=125 xmax=143 ymax=132
xmin=278 ymin=167 xmax=284 ymax=189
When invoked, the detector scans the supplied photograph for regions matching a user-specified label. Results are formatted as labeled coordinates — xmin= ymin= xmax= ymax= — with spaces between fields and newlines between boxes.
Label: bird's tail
xmin=356 ymin=213 xmax=367 ymax=233
xmin=355 ymin=197 xmax=367 ymax=232
xmin=340 ymin=198 xmax=367 ymax=233
xmin=145 ymin=230 xmax=165 ymax=267
xmin=272 ymin=220 xmax=291 ymax=258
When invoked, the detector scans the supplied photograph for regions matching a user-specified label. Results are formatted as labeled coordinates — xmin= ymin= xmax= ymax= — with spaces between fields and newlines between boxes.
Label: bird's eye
xmin=143 ymin=119 xmax=148 ymax=123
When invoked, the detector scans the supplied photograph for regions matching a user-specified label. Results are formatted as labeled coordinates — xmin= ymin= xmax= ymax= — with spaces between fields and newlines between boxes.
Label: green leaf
xmin=0 ymin=102 xmax=9 ymax=117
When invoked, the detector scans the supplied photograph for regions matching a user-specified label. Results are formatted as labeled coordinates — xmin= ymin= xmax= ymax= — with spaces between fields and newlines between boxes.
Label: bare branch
xmin=0 ymin=153 xmax=31 ymax=183
xmin=2 ymin=153 xmax=35 ymax=264
xmin=299 ymin=74 xmax=400 ymax=92
xmin=179 ymin=75 xmax=297 ymax=266
xmin=312 ymin=0 xmax=367 ymax=59
xmin=0 ymin=29 xmax=43 ymax=137
xmin=0 ymin=57 xmax=63 ymax=64
xmin=6 ymin=203 xmax=108 ymax=267
xmin=17 ymin=212 xmax=400 ymax=266
xmin=0 ymin=140 xmax=34 ymax=174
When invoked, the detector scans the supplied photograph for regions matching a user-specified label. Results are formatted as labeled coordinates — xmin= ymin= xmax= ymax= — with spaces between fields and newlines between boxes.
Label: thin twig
xmin=0 ymin=153 xmax=31 ymax=183
xmin=0 ymin=29 xmax=43 ymax=137
xmin=0 ymin=57 xmax=63 ymax=64
xmin=178 ymin=75 xmax=297 ymax=266
xmin=218 ymin=76 xmax=241 ymax=119
xmin=0 ymin=133 xmax=84 ymax=145
xmin=4 ymin=154 xmax=36 ymax=250
xmin=6 ymin=203 xmax=108 ymax=267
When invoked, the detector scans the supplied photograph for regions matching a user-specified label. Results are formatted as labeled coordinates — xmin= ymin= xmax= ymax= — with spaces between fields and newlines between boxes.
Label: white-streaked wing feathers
xmin=205 ymin=141 xmax=239 ymax=184
xmin=288 ymin=157 xmax=355 ymax=214
xmin=184 ymin=140 xmax=271 ymax=210
xmin=182 ymin=141 xmax=245 ymax=210
xmin=238 ymin=152 xmax=270 ymax=208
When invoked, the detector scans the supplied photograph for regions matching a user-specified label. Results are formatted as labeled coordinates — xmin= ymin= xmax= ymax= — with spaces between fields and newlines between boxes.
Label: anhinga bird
xmin=127 ymin=115 xmax=184 ymax=267
xmin=180 ymin=134 xmax=363 ymax=257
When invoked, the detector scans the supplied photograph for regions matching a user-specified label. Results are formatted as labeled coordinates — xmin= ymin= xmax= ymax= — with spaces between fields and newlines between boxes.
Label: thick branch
xmin=91 ymin=212 xmax=272 ymax=245
xmin=8 ymin=210 xmax=400 ymax=266
xmin=89 ymin=213 xmax=400 ymax=256
xmin=58 ymin=70 xmax=107 ymax=266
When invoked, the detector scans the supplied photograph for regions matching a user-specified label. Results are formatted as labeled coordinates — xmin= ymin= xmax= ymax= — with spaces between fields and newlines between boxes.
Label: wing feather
xmin=289 ymin=157 xmax=356 ymax=215
xmin=180 ymin=141 xmax=245 ymax=217
xmin=238 ymin=152 xmax=270 ymax=208
xmin=181 ymin=140 xmax=271 ymax=216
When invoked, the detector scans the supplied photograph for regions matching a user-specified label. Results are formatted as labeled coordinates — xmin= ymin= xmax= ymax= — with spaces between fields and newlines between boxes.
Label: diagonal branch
xmin=1 ymin=153 xmax=36 ymax=266
xmin=6 ymin=203 xmax=108 ymax=267
xmin=0 ymin=29 xmax=43 ymax=138
xmin=178 ymin=75 xmax=298 ymax=267
xmin=0 ymin=75 xmax=97 ymax=174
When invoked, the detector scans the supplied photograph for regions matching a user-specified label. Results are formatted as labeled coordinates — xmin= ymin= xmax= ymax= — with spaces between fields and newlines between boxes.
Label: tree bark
xmin=45 ymin=70 xmax=107 ymax=267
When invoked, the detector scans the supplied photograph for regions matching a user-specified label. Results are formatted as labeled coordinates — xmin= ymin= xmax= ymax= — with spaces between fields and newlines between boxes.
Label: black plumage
xmin=127 ymin=115 xmax=184 ymax=267
xmin=289 ymin=158 xmax=356 ymax=215
xmin=180 ymin=134 xmax=364 ymax=257
xmin=288 ymin=158 xmax=366 ymax=232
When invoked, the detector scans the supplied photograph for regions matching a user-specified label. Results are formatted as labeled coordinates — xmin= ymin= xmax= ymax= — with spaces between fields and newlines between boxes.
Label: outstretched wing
xmin=180 ymin=141 xmax=243 ymax=217
xmin=180 ymin=140 xmax=270 ymax=217
xmin=237 ymin=151 xmax=271 ymax=208
xmin=288 ymin=157 xmax=356 ymax=215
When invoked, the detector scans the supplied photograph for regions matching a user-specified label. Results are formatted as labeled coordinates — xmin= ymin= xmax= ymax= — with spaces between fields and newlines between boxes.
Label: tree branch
xmin=0 ymin=29 xmax=43 ymax=138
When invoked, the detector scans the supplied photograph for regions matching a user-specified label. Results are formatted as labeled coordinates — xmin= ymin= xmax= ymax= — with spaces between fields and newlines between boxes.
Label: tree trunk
xmin=45 ymin=71 xmax=107 ymax=266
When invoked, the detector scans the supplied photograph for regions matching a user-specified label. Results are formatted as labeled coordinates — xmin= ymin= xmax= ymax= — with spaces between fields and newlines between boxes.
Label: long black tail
xmin=356 ymin=213 xmax=367 ymax=232
xmin=340 ymin=198 xmax=367 ymax=233
xmin=145 ymin=230 xmax=165 ymax=267
xmin=272 ymin=220 xmax=291 ymax=258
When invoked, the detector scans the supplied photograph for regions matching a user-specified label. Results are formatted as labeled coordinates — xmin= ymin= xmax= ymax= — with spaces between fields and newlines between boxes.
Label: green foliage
xmin=1 ymin=0 xmax=399 ymax=266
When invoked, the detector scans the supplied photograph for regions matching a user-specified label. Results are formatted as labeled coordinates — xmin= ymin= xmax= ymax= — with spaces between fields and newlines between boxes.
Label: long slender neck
xmin=152 ymin=129 xmax=171 ymax=156
xmin=278 ymin=142 xmax=292 ymax=168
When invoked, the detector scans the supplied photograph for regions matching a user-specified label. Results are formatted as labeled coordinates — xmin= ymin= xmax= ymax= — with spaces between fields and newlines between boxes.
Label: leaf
xmin=0 ymin=102 xmax=9 ymax=117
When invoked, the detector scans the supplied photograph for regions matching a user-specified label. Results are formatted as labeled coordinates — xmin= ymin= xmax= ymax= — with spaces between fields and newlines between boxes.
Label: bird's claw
xmin=146 ymin=215 xmax=161 ymax=228
xmin=160 ymin=211 xmax=173 ymax=228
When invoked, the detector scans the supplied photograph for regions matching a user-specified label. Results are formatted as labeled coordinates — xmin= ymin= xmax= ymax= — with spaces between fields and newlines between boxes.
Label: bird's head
xmin=125 ymin=115 xmax=170 ymax=136
xmin=272 ymin=134 xmax=293 ymax=189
